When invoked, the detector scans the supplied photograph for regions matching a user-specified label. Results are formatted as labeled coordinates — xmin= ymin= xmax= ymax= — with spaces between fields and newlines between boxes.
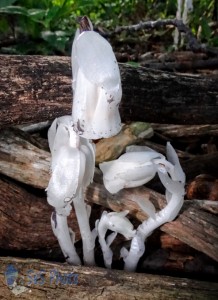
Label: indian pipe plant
xmin=46 ymin=16 xmax=186 ymax=272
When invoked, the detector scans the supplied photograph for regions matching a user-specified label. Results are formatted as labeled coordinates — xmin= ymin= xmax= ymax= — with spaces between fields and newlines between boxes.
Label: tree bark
xmin=0 ymin=55 xmax=218 ymax=127
xmin=1 ymin=127 xmax=218 ymax=190
xmin=0 ymin=257 xmax=218 ymax=300
xmin=0 ymin=176 xmax=80 ymax=251
xmin=1 ymin=169 xmax=218 ymax=263
xmin=151 ymin=124 xmax=218 ymax=137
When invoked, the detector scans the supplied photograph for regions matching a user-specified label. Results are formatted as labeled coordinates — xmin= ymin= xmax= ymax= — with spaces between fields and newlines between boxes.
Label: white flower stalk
xmin=51 ymin=205 xmax=81 ymax=265
xmin=120 ymin=143 xmax=185 ymax=272
xmin=99 ymin=146 xmax=165 ymax=193
xmin=46 ymin=116 xmax=96 ymax=266
xmin=95 ymin=210 xmax=135 ymax=268
xmin=72 ymin=16 xmax=122 ymax=139
xmin=100 ymin=142 xmax=185 ymax=271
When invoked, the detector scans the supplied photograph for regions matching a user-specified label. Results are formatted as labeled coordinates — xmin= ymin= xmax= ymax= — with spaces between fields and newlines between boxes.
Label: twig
xmin=114 ymin=19 xmax=218 ymax=56
xmin=141 ymin=58 xmax=218 ymax=71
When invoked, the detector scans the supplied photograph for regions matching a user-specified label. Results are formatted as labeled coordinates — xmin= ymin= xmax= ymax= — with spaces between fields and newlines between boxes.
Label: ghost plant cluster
xmin=46 ymin=16 xmax=185 ymax=272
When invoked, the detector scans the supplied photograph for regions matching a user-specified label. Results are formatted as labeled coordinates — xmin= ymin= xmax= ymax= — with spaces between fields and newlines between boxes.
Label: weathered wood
xmin=86 ymin=183 xmax=218 ymax=262
xmin=0 ymin=176 xmax=80 ymax=250
xmin=161 ymin=205 xmax=218 ymax=262
xmin=1 ymin=164 xmax=218 ymax=262
xmin=0 ymin=55 xmax=218 ymax=127
xmin=181 ymin=152 xmax=218 ymax=181
xmin=0 ymin=128 xmax=218 ymax=260
xmin=143 ymin=232 xmax=218 ymax=276
xmin=186 ymin=174 xmax=218 ymax=201
xmin=0 ymin=257 xmax=218 ymax=300
xmin=95 ymin=122 xmax=153 ymax=164
xmin=0 ymin=176 xmax=217 ymax=278
xmin=1 ymin=127 xmax=217 ymax=189
xmin=151 ymin=124 xmax=218 ymax=137
xmin=0 ymin=127 xmax=50 ymax=189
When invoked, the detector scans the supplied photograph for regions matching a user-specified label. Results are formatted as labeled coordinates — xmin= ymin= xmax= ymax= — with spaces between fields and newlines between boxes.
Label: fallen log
xmin=0 ymin=55 xmax=218 ymax=127
xmin=0 ymin=176 xmax=79 ymax=251
xmin=0 ymin=257 xmax=218 ymax=300
xmin=1 ymin=168 xmax=218 ymax=262
xmin=0 ymin=128 xmax=218 ymax=261
xmin=2 ymin=175 xmax=217 ymax=280
xmin=1 ymin=127 xmax=217 ymax=188
xmin=151 ymin=124 xmax=218 ymax=137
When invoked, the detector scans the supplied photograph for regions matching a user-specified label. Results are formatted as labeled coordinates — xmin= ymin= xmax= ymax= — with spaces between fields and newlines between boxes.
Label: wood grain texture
xmin=0 ymin=257 xmax=218 ymax=300
xmin=0 ymin=177 xmax=80 ymax=250
xmin=0 ymin=128 xmax=217 ymax=260
xmin=0 ymin=55 xmax=218 ymax=127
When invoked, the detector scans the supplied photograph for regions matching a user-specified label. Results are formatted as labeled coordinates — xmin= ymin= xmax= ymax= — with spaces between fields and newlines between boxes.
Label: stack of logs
xmin=0 ymin=56 xmax=218 ymax=299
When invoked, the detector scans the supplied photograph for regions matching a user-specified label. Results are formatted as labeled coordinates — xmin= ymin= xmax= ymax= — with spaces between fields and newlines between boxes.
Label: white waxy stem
xmin=51 ymin=207 xmax=81 ymax=266
xmin=72 ymin=25 xmax=122 ymax=139
xmin=117 ymin=143 xmax=185 ymax=272
xmin=100 ymin=150 xmax=163 ymax=194
xmin=121 ymin=234 xmax=145 ymax=272
xmin=73 ymin=190 xmax=96 ymax=266
xmin=166 ymin=142 xmax=186 ymax=183
xmin=47 ymin=116 xmax=96 ymax=266
xmin=96 ymin=211 xmax=135 ymax=268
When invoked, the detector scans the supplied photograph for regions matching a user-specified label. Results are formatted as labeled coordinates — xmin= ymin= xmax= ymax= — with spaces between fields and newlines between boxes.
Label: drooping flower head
xmin=46 ymin=116 xmax=95 ymax=209
xmin=72 ymin=16 xmax=122 ymax=139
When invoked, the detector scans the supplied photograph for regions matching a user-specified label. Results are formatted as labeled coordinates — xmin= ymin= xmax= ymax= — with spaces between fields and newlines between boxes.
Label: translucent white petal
xmin=74 ymin=31 xmax=121 ymax=91
xmin=48 ymin=116 xmax=73 ymax=153
xmin=72 ymin=28 xmax=122 ymax=139
xmin=118 ymin=163 xmax=156 ymax=182
xmin=90 ymin=84 xmax=122 ymax=138
xmin=86 ymin=204 xmax=91 ymax=219
xmin=165 ymin=189 xmax=172 ymax=203
xmin=51 ymin=125 xmax=79 ymax=171
xmin=48 ymin=118 xmax=58 ymax=152
xmin=131 ymin=195 xmax=156 ymax=219
xmin=103 ymin=177 xmax=126 ymax=194
xmin=106 ymin=232 xmax=117 ymax=247
xmin=72 ymin=28 xmax=80 ymax=92
xmin=166 ymin=142 xmax=186 ymax=183
xmin=120 ymin=247 xmax=129 ymax=259
xmin=80 ymin=138 xmax=95 ymax=187
xmin=157 ymin=168 xmax=185 ymax=195
xmin=100 ymin=158 xmax=156 ymax=182
xmin=72 ymin=69 xmax=121 ymax=139
xmin=72 ymin=68 xmax=97 ymax=132
xmin=126 ymin=146 xmax=165 ymax=160
xmin=123 ymin=175 xmax=156 ymax=188
xmin=47 ymin=147 xmax=84 ymax=208
xmin=101 ymin=159 xmax=157 ymax=193
xmin=107 ymin=212 xmax=135 ymax=239
xmin=118 ymin=151 xmax=162 ymax=163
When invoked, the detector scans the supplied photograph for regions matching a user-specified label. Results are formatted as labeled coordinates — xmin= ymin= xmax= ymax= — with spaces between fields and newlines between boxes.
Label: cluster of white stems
xmin=46 ymin=16 xmax=186 ymax=272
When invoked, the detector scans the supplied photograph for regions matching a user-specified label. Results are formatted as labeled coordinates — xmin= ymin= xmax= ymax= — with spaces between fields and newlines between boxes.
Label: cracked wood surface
xmin=0 ymin=257 xmax=218 ymax=300
xmin=0 ymin=55 xmax=218 ymax=127
xmin=0 ymin=127 xmax=217 ymax=261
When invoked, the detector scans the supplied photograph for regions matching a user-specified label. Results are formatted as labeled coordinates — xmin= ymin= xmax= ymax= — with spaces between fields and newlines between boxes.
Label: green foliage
xmin=0 ymin=0 xmax=217 ymax=54
xmin=190 ymin=0 xmax=216 ymax=45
